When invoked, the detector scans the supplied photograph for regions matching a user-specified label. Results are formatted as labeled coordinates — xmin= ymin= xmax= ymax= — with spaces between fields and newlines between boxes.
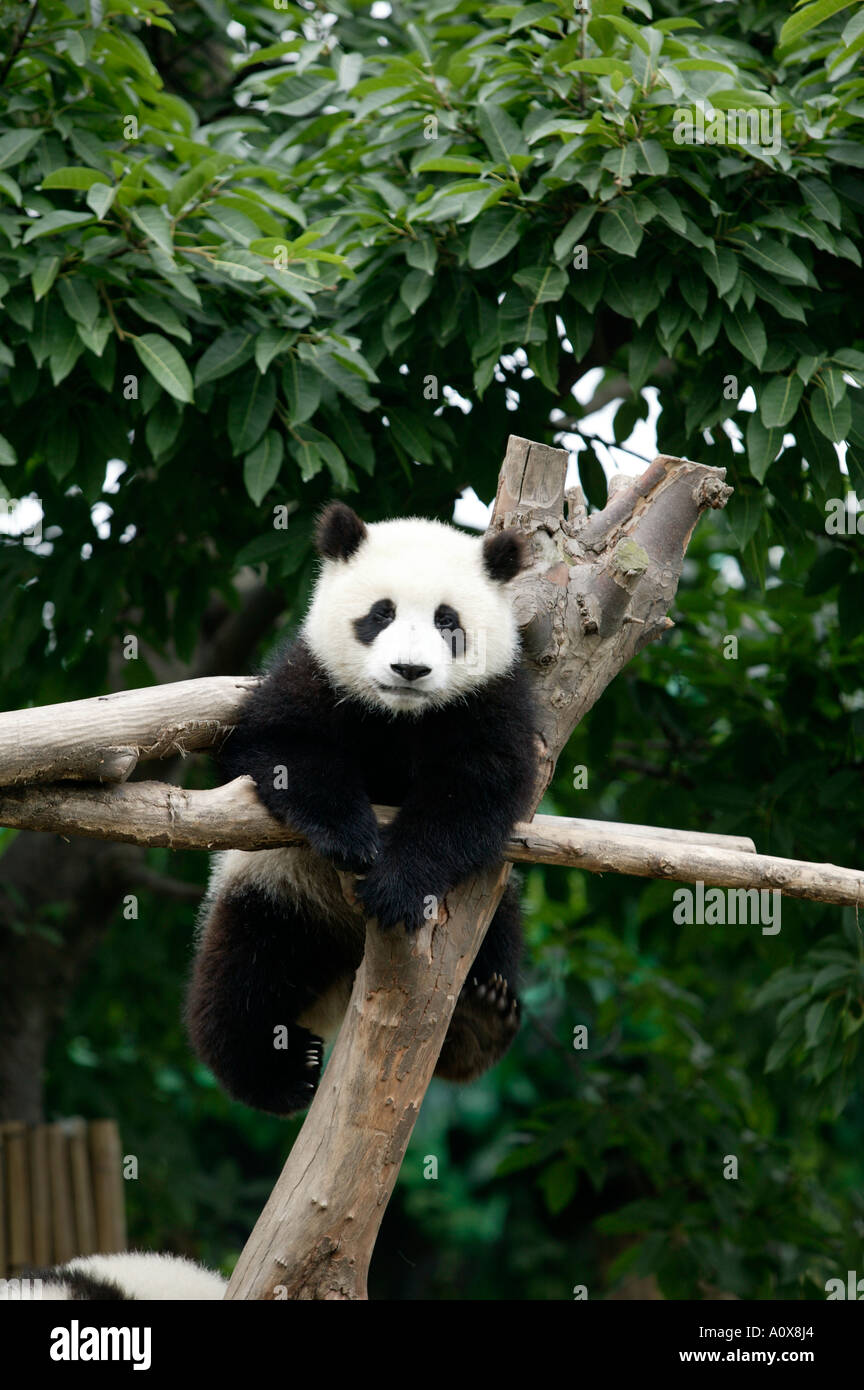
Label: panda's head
xmin=303 ymin=502 xmax=528 ymax=716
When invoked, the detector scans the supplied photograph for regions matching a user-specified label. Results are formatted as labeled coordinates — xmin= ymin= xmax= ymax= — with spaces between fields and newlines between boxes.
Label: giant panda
xmin=185 ymin=503 xmax=538 ymax=1116
xmin=0 ymin=1252 xmax=226 ymax=1300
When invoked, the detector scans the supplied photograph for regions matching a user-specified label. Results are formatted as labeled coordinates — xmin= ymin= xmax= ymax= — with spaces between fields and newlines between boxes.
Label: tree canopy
xmin=1 ymin=0 xmax=863 ymax=1299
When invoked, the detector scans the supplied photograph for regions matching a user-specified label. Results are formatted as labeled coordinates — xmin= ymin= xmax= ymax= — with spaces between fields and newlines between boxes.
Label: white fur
xmin=202 ymin=849 xmax=359 ymax=1041
xmin=303 ymin=517 xmax=519 ymax=715
xmin=4 ymin=1252 xmax=226 ymax=1301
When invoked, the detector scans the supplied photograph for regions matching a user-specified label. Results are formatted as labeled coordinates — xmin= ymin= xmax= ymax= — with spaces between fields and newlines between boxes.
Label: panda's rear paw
xmin=434 ymin=974 xmax=520 ymax=1082
xmin=470 ymin=972 xmax=520 ymax=1022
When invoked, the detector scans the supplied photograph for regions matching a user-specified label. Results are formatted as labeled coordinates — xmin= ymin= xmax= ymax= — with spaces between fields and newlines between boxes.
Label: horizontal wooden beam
xmin=1 ymin=776 xmax=860 ymax=907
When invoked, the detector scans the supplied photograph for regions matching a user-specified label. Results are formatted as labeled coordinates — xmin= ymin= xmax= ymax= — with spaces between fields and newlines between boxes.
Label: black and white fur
xmin=185 ymin=503 xmax=537 ymax=1116
xmin=1 ymin=1252 xmax=226 ymax=1300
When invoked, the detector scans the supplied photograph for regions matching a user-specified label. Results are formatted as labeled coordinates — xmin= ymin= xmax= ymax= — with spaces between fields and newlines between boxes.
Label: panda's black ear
xmin=315 ymin=502 xmax=367 ymax=561
xmin=482 ymin=529 xmax=528 ymax=584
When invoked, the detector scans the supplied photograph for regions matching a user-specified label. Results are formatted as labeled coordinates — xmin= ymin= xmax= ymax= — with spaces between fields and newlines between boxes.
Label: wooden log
xmin=0 ymin=1127 xmax=6 ymax=1276
xmin=47 ymin=1123 xmax=75 ymax=1265
xmin=66 ymin=1118 xmax=96 ymax=1256
xmin=226 ymin=442 xmax=736 ymax=1300
xmin=89 ymin=1120 xmax=127 ymax=1253
xmin=2 ymin=778 xmax=862 ymax=907
xmin=0 ymin=676 xmax=259 ymax=787
xmin=27 ymin=1124 xmax=52 ymax=1267
xmin=3 ymin=1123 xmax=31 ymax=1274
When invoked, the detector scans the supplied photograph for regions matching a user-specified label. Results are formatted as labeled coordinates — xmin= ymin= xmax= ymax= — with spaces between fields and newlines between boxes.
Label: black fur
xmin=20 ymin=1266 xmax=128 ymax=1300
xmin=186 ymin=637 xmax=537 ymax=1116
xmin=483 ymin=529 xmax=528 ymax=583
xmin=353 ymin=598 xmax=395 ymax=645
xmin=316 ymin=501 xmax=367 ymax=560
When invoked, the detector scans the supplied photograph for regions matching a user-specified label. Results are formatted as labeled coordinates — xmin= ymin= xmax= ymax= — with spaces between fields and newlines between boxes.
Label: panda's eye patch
xmin=353 ymin=598 xmax=396 ymax=645
xmin=435 ymin=604 xmax=461 ymax=633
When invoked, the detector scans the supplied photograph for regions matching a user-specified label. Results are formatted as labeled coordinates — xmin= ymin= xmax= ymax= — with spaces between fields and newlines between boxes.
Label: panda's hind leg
xmin=435 ymin=878 xmax=523 ymax=1083
xmin=185 ymin=883 xmax=353 ymax=1117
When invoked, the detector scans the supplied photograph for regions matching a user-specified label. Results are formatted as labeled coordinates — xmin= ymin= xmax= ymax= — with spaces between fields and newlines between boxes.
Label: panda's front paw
xmin=310 ymin=816 xmax=381 ymax=874
xmin=355 ymin=863 xmax=431 ymax=932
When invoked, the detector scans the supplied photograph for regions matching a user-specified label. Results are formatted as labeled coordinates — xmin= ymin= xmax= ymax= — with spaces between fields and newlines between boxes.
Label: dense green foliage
xmin=1 ymin=0 xmax=863 ymax=1298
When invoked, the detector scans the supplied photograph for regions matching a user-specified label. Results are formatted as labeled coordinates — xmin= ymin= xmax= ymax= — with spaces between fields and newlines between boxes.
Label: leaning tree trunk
xmin=224 ymin=440 xmax=731 ymax=1300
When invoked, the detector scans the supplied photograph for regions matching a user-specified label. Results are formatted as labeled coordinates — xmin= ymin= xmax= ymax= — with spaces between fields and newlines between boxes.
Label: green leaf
xmin=513 ymin=264 xmax=568 ymax=304
xmin=839 ymin=573 xmax=864 ymax=640
xmin=45 ymin=421 xmax=79 ymax=481
xmin=475 ymin=103 xmax=528 ymax=169
xmin=601 ymin=145 xmax=638 ymax=180
xmin=599 ymin=201 xmax=643 ymax=257
xmin=0 ymin=172 xmax=21 ymax=204
xmin=31 ymin=257 xmax=61 ymax=302
xmin=726 ymin=307 xmax=767 ymax=368
xmin=759 ymin=375 xmax=803 ymax=429
xmin=127 ymin=295 xmax=190 ymax=344
xmin=778 ymin=0 xmax=854 ymax=49
xmin=145 ymin=396 xmax=182 ymax=460
xmin=269 ymin=69 xmax=336 ymax=117
xmin=735 ymin=236 xmax=810 ymax=285
xmin=86 ymin=182 xmax=115 ymax=219
xmin=633 ymin=139 xmax=669 ymax=176
xmin=283 ymin=357 xmax=321 ymax=425
xmin=0 ymin=432 xmax=17 ymax=466
xmin=167 ymin=157 xmax=226 ymax=216
xmin=388 ymin=409 xmax=434 ymax=463
xmin=22 ymin=210 xmax=95 ymax=243
xmin=415 ymin=156 xmax=486 ymax=174
xmin=227 ymin=370 xmax=277 ymax=454
xmin=727 ymin=488 xmax=765 ymax=549
xmin=799 ymin=177 xmax=842 ymax=229
xmin=467 ymin=210 xmax=528 ymax=269
xmin=811 ymin=385 xmax=851 ymax=442
xmin=704 ymin=245 xmax=738 ymax=297
xmin=132 ymin=333 xmax=194 ymax=404
xmin=746 ymin=413 xmax=781 ymax=483
xmin=255 ymin=327 xmax=296 ymax=375
xmin=42 ymin=167 xmax=108 ymax=191
xmin=578 ymin=441 xmax=607 ymax=510
xmin=405 ymin=237 xmax=437 ymax=273
xmin=323 ymin=409 xmax=375 ymax=474
xmin=49 ymin=331 xmax=84 ymax=386
xmin=400 ymin=268 xmax=434 ymax=314
xmin=0 ymin=130 xmax=42 ymax=171
xmin=765 ymin=1020 xmax=802 ymax=1073
xmin=130 ymin=205 xmax=174 ymax=257
xmin=288 ymin=427 xmax=324 ymax=481
xmin=58 ymin=277 xmax=100 ymax=330
xmin=552 ymin=208 xmax=594 ymax=262
xmin=539 ymin=1158 xmax=577 ymax=1216
xmin=243 ymin=430 xmax=284 ymax=505
xmin=194 ymin=330 xmax=254 ymax=387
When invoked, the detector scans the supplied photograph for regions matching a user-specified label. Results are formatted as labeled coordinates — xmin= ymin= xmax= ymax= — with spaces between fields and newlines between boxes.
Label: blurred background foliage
xmin=1 ymin=0 xmax=863 ymax=1299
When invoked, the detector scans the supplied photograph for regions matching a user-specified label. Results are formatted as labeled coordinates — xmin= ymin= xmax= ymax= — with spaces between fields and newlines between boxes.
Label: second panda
xmin=185 ymin=503 xmax=537 ymax=1115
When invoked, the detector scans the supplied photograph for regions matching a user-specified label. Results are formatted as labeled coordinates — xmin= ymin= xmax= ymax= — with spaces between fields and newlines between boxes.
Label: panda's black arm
xmin=218 ymin=642 xmax=380 ymax=872
xmin=356 ymin=670 xmax=536 ymax=930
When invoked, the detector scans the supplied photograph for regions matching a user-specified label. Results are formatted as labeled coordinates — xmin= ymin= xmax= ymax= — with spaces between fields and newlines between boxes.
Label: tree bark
xmin=224 ymin=441 xmax=735 ymax=1299
xmin=0 ymin=676 xmax=259 ymax=786
xmin=4 ymin=779 xmax=863 ymax=907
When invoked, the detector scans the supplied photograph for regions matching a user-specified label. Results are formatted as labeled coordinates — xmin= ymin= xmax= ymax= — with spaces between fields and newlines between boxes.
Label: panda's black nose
xmin=390 ymin=663 xmax=431 ymax=682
